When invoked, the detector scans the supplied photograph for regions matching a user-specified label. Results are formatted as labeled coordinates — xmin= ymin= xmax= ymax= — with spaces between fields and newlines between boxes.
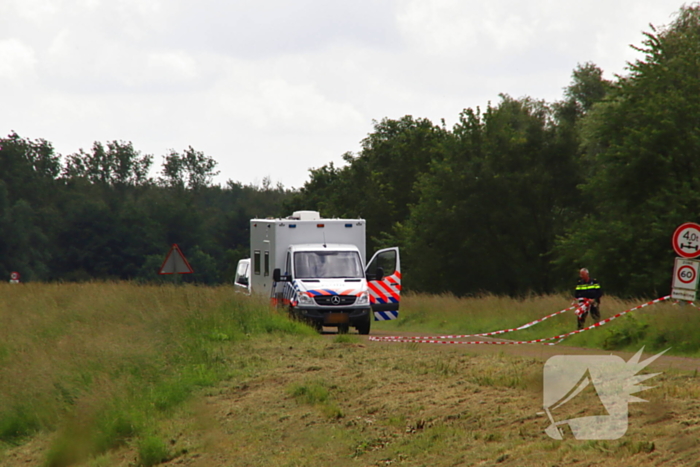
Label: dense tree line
xmin=0 ymin=135 xmax=292 ymax=284
xmin=287 ymin=5 xmax=700 ymax=298
xmin=2 ymin=5 xmax=698 ymax=297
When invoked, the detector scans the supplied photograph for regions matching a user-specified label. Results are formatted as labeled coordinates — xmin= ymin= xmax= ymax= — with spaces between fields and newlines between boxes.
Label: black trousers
xmin=577 ymin=302 xmax=601 ymax=329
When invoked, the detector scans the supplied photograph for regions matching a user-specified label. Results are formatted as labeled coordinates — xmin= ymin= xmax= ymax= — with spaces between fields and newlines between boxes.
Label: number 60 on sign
xmin=672 ymin=258 xmax=700 ymax=301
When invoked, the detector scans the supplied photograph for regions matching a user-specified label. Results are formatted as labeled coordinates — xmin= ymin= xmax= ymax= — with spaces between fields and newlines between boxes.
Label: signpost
xmin=671 ymin=257 xmax=699 ymax=301
xmin=671 ymin=223 xmax=700 ymax=301
xmin=9 ymin=271 xmax=20 ymax=284
xmin=159 ymin=244 xmax=194 ymax=278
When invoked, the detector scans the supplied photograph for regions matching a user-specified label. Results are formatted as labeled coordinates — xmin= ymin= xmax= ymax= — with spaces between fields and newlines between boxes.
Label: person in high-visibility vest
xmin=574 ymin=268 xmax=602 ymax=329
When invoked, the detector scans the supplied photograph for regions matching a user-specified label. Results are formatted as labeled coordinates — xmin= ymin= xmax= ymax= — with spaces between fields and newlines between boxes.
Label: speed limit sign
xmin=672 ymin=258 xmax=699 ymax=301
xmin=9 ymin=271 xmax=20 ymax=284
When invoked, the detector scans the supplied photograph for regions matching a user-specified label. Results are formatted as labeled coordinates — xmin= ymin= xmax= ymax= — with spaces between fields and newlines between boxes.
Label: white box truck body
xmin=238 ymin=211 xmax=401 ymax=334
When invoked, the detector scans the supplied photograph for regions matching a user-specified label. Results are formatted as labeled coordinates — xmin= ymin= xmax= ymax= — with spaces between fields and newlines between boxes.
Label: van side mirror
xmin=273 ymin=269 xmax=291 ymax=282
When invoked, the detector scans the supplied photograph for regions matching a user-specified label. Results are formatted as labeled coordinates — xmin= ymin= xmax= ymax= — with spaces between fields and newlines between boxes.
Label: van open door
xmin=365 ymin=247 xmax=401 ymax=320
xmin=234 ymin=258 xmax=251 ymax=293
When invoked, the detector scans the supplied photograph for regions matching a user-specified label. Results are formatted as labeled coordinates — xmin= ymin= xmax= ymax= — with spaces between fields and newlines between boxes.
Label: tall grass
xmin=0 ymin=282 xmax=314 ymax=466
xmin=374 ymin=292 xmax=700 ymax=356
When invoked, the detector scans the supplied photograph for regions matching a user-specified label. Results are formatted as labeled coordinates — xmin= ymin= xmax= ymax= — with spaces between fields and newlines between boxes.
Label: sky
xmin=0 ymin=0 xmax=684 ymax=189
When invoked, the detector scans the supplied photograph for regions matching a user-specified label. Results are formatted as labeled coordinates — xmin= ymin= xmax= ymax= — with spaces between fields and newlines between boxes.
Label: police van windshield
xmin=294 ymin=251 xmax=364 ymax=279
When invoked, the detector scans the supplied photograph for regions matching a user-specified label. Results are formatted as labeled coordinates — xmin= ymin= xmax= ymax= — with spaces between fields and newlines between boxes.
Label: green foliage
xmin=405 ymin=96 xmax=581 ymax=295
xmin=287 ymin=379 xmax=345 ymax=419
xmin=63 ymin=140 xmax=152 ymax=187
xmin=137 ymin=435 xmax=170 ymax=467
xmin=0 ymin=284 xmax=315 ymax=464
xmin=561 ymin=62 xmax=613 ymax=117
xmin=601 ymin=315 xmax=649 ymax=350
xmin=288 ymin=380 xmax=330 ymax=405
xmin=0 ymin=133 xmax=61 ymax=281
xmin=285 ymin=64 xmax=609 ymax=296
xmin=555 ymin=5 xmax=700 ymax=296
xmin=0 ymin=405 xmax=42 ymax=443
xmin=159 ymin=146 xmax=219 ymax=190
xmin=286 ymin=5 xmax=700 ymax=298
xmin=0 ymin=131 xmax=60 ymax=204
xmin=286 ymin=116 xmax=446 ymax=254
xmin=0 ymin=133 xmax=293 ymax=284
xmin=0 ymin=198 xmax=51 ymax=281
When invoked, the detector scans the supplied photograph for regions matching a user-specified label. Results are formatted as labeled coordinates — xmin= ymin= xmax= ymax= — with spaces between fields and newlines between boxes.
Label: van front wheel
xmin=356 ymin=315 xmax=371 ymax=335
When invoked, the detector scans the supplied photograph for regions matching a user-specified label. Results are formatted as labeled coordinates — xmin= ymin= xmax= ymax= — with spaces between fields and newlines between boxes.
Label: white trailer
xmin=240 ymin=211 xmax=401 ymax=334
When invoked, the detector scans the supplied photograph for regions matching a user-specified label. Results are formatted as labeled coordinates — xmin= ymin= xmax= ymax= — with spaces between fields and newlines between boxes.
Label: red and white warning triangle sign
xmin=159 ymin=244 xmax=194 ymax=275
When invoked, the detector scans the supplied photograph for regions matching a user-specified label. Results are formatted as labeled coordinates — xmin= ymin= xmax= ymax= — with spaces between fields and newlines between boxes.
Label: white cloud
xmin=256 ymin=78 xmax=364 ymax=131
xmin=43 ymin=27 xmax=202 ymax=92
xmin=0 ymin=39 xmax=37 ymax=85
xmin=4 ymin=0 xmax=60 ymax=23
xmin=397 ymin=0 xmax=551 ymax=57
xmin=159 ymin=0 xmax=400 ymax=58
xmin=0 ymin=0 xmax=688 ymax=188
xmin=142 ymin=51 xmax=200 ymax=87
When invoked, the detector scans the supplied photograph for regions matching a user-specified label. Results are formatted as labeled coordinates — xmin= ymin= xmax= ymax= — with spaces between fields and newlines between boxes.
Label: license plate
xmin=325 ymin=313 xmax=349 ymax=324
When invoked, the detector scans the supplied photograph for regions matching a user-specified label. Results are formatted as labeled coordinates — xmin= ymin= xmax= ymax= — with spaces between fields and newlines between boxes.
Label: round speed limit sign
xmin=677 ymin=265 xmax=696 ymax=285
xmin=672 ymin=223 xmax=700 ymax=258
xmin=673 ymin=258 xmax=700 ymax=290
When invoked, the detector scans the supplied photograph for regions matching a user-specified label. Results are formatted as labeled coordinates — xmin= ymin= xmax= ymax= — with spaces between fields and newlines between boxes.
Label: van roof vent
xmin=289 ymin=210 xmax=321 ymax=221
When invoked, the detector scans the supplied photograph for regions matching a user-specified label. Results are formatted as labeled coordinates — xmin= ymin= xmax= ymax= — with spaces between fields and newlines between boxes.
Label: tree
xmin=405 ymin=96 xmax=581 ymax=295
xmin=0 ymin=199 xmax=52 ymax=281
xmin=563 ymin=62 xmax=612 ymax=116
xmin=554 ymin=5 xmax=700 ymax=296
xmin=0 ymin=132 xmax=61 ymax=204
xmin=63 ymin=141 xmax=152 ymax=186
xmin=0 ymin=133 xmax=61 ymax=280
xmin=159 ymin=146 xmax=219 ymax=190
xmin=287 ymin=116 xmax=447 ymax=253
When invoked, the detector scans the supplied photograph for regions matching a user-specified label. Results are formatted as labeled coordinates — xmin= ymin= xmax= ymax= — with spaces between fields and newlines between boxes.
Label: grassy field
xmin=374 ymin=292 xmax=700 ymax=356
xmin=0 ymin=282 xmax=313 ymax=466
xmin=0 ymin=285 xmax=698 ymax=466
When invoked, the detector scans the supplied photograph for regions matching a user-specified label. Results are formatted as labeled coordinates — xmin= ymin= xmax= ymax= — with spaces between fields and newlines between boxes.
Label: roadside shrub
xmin=137 ymin=435 xmax=170 ymax=467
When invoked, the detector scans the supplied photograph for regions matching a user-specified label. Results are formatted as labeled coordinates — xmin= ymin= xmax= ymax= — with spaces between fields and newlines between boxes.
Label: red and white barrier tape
xmin=368 ymin=296 xmax=671 ymax=345
xmin=368 ymin=299 xmax=589 ymax=341
xmin=574 ymin=298 xmax=592 ymax=318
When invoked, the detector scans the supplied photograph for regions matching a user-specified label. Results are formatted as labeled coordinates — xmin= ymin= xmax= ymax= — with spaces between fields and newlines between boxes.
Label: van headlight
xmin=356 ymin=292 xmax=369 ymax=306
xmin=298 ymin=293 xmax=314 ymax=305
